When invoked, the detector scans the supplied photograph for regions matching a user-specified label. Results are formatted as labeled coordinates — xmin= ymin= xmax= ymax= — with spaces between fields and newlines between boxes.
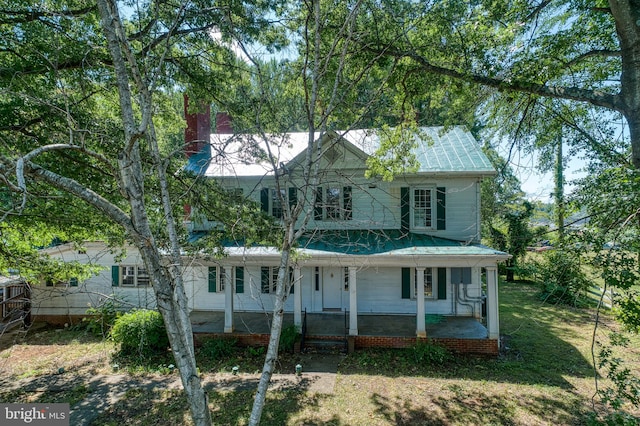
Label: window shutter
xmin=235 ymin=266 xmax=244 ymax=294
xmin=437 ymin=267 xmax=447 ymax=300
xmin=70 ymin=277 xmax=79 ymax=287
xmin=314 ymin=186 xmax=323 ymax=220
xmin=436 ymin=187 xmax=446 ymax=230
xmin=343 ymin=186 xmax=352 ymax=220
xmin=111 ymin=266 xmax=119 ymax=287
xmin=261 ymin=266 xmax=270 ymax=293
xmin=288 ymin=187 xmax=297 ymax=211
xmin=208 ymin=266 xmax=217 ymax=292
xmin=401 ymin=267 xmax=411 ymax=299
xmin=289 ymin=267 xmax=294 ymax=294
xmin=400 ymin=187 xmax=410 ymax=232
xmin=260 ymin=188 xmax=269 ymax=213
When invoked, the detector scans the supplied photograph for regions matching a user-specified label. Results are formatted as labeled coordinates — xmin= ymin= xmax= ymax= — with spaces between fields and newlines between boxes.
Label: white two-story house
xmin=181 ymin=109 xmax=509 ymax=354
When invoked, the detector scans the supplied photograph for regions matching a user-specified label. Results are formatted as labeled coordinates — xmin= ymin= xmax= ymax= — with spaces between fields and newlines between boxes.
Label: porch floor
xmin=190 ymin=311 xmax=488 ymax=339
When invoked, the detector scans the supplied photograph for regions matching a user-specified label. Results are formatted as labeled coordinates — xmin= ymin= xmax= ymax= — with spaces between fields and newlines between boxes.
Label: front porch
xmin=190 ymin=311 xmax=498 ymax=355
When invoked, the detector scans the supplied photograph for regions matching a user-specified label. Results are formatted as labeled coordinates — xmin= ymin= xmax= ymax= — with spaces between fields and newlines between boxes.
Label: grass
xmin=0 ymin=280 xmax=638 ymax=425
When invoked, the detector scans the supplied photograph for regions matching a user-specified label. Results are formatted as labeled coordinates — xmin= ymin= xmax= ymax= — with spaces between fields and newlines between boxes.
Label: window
xmin=116 ymin=265 xmax=150 ymax=287
xmin=315 ymin=267 xmax=320 ymax=291
xmin=414 ymin=268 xmax=434 ymax=298
xmin=314 ymin=186 xmax=353 ymax=220
xmin=261 ymin=266 xmax=279 ymax=294
xmin=45 ymin=277 xmax=79 ymax=287
xmin=208 ymin=266 xmax=229 ymax=293
xmin=343 ymin=267 xmax=349 ymax=291
xmin=412 ymin=188 xmax=433 ymax=228
xmin=261 ymin=187 xmax=296 ymax=219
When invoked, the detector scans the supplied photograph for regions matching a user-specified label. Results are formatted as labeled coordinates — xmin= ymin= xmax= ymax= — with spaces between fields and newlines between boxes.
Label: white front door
xmin=322 ymin=267 xmax=342 ymax=310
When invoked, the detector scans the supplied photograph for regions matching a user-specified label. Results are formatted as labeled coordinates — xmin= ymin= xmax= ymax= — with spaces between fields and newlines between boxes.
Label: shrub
xmin=410 ymin=340 xmax=451 ymax=365
xmin=80 ymin=297 xmax=122 ymax=337
xmin=110 ymin=309 xmax=169 ymax=357
xmin=279 ymin=324 xmax=299 ymax=353
xmin=200 ymin=337 xmax=237 ymax=359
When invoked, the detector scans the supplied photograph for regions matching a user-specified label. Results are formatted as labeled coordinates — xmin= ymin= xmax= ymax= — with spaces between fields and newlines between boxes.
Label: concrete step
xmin=302 ymin=338 xmax=347 ymax=354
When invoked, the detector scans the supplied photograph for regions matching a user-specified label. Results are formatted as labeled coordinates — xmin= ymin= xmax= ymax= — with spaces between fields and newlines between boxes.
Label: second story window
xmin=261 ymin=187 xmax=297 ymax=219
xmin=412 ymin=188 xmax=433 ymax=228
xmin=315 ymin=186 xmax=352 ymax=221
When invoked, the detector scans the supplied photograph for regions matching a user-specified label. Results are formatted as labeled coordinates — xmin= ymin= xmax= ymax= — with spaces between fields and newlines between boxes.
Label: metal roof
xmin=193 ymin=230 xmax=508 ymax=258
xmin=186 ymin=126 xmax=495 ymax=177
xmin=297 ymin=230 xmax=507 ymax=257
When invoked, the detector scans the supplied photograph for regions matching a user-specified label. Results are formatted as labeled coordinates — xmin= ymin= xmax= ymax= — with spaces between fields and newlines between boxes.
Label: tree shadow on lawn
xmin=368 ymin=387 xmax=590 ymax=426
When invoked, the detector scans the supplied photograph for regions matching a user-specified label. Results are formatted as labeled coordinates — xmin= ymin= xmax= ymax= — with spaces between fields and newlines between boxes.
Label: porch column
xmin=485 ymin=265 xmax=499 ymax=340
xmin=416 ymin=267 xmax=426 ymax=338
xmin=224 ymin=268 xmax=233 ymax=333
xmin=293 ymin=266 xmax=302 ymax=330
xmin=349 ymin=266 xmax=358 ymax=335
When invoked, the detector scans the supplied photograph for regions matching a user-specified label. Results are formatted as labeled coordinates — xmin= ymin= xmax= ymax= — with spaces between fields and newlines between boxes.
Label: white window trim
xmin=316 ymin=186 xmax=352 ymax=221
xmin=261 ymin=266 xmax=278 ymax=294
xmin=411 ymin=187 xmax=435 ymax=230
xmin=412 ymin=267 xmax=436 ymax=299
xmin=120 ymin=265 xmax=150 ymax=287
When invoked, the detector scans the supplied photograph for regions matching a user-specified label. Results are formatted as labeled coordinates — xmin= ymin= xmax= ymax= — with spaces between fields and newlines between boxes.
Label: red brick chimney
xmin=215 ymin=111 xmax=233 ymax=134
xmin=184 ymin=94 xmax=211 ymax=158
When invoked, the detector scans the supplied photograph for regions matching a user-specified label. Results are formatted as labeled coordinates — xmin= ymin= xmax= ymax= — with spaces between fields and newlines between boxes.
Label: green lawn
xmin=1 ymin=280 xmax=638 ymax=425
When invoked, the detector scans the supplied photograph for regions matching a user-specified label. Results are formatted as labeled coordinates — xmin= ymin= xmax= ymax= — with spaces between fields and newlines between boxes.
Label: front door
xmin=322 ymin=267 xmax=342 ymax=310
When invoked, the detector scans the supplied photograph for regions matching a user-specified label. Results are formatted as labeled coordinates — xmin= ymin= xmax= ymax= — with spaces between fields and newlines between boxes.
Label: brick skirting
xmin=193 ymin=332 xmax=499 ymax=356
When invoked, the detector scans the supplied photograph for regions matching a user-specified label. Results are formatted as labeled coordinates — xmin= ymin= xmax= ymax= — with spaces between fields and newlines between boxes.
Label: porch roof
xmin=297 ymin=230 xmax=506 ymax=256
xmin=192 ymin=230 xmax=508 ymax=259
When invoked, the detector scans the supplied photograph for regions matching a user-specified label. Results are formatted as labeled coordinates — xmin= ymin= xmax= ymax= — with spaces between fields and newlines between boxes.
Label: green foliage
xmin=595 ymin=333 xmax=640 ymax=424
xmin=534 ymin=250 xmax=591 ymax=307
xmin=279 ymin=325 xmax=300 ymax=353
xmin=110 ymin=310 xmax=169 ymax=357
xmin=80 ymin=297 xmax=123 ymax=338
xmin=410 ymin=340 xmax=452 ymax=365
xmin=200 ymin=338 xmax=238 ymax=359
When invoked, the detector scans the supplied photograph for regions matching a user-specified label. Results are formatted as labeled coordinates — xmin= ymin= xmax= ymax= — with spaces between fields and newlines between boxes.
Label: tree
xmin=0 ymin=0 xmax=278 ymax=424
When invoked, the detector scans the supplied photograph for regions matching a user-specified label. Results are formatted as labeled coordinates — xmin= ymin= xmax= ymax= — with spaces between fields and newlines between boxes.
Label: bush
xmin=80 ymin=297 xmax=122 ymax=337
xmin=279 ymin=324 xmax=299 ymax=353
xmin=200 ymin=337 xmax=237 ymax=359
xmin=110 ymin=309 xmax=169 ymax=357
xmin=410 ymin=340 xmax=451 ymax=365
xmin=534 ymin=250 xmax=591 ymax=307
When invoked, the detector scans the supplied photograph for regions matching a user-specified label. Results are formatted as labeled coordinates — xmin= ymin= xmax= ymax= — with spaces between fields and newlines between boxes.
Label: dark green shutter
xmin=235 ymin=266 xmax=244 ymax=294
xmin=401 ymin=267 xmax=411 ymax=299
xmin=437 ymin=267 xmax=447 ymax=300
xmin=288 ymin=187 xmax=297 ymax=210
xmin=260 ymin=188 xmax=269 ymax=212
xmin=70 ymin=277 xmax=78 ymax=287
xmin=111 ymin=266 xmax=119 ymax=287
xmin=400 ymin=187 xmax=410 ymax=232
xmin=289 ymin=267 xmax=294 ymax=294
xmin=208 ymin=266 xmax=217 ymax=292
xmin=436 ymin=187 xmax=446 ymax=230
xmin=261 ymin=267 xmax=270 ymax=293
xmin=314 ymin=186 xmax=323 ymax=220
xmin=343 ymin=186 xmax=352 ymax=220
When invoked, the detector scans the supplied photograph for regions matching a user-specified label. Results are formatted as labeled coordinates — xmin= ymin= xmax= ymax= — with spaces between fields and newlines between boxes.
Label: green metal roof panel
xmin=413 ymin=127 xmax=494 ymax=173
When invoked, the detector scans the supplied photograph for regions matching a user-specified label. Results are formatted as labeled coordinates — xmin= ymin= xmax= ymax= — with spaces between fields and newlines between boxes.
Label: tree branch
xmin=375 ymin=47 xmax=624 ymax=113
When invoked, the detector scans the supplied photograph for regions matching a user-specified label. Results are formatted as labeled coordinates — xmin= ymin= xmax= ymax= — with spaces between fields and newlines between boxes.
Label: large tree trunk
xmin=249 ymin=248 xmax=292 ymax=425
xmin=96 ymin=0 xmax=212 ymax=423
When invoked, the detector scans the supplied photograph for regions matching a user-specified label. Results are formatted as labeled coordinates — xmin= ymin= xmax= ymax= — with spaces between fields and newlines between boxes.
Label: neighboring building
xmin=33 ymin=106 xmax=509 ymax=355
